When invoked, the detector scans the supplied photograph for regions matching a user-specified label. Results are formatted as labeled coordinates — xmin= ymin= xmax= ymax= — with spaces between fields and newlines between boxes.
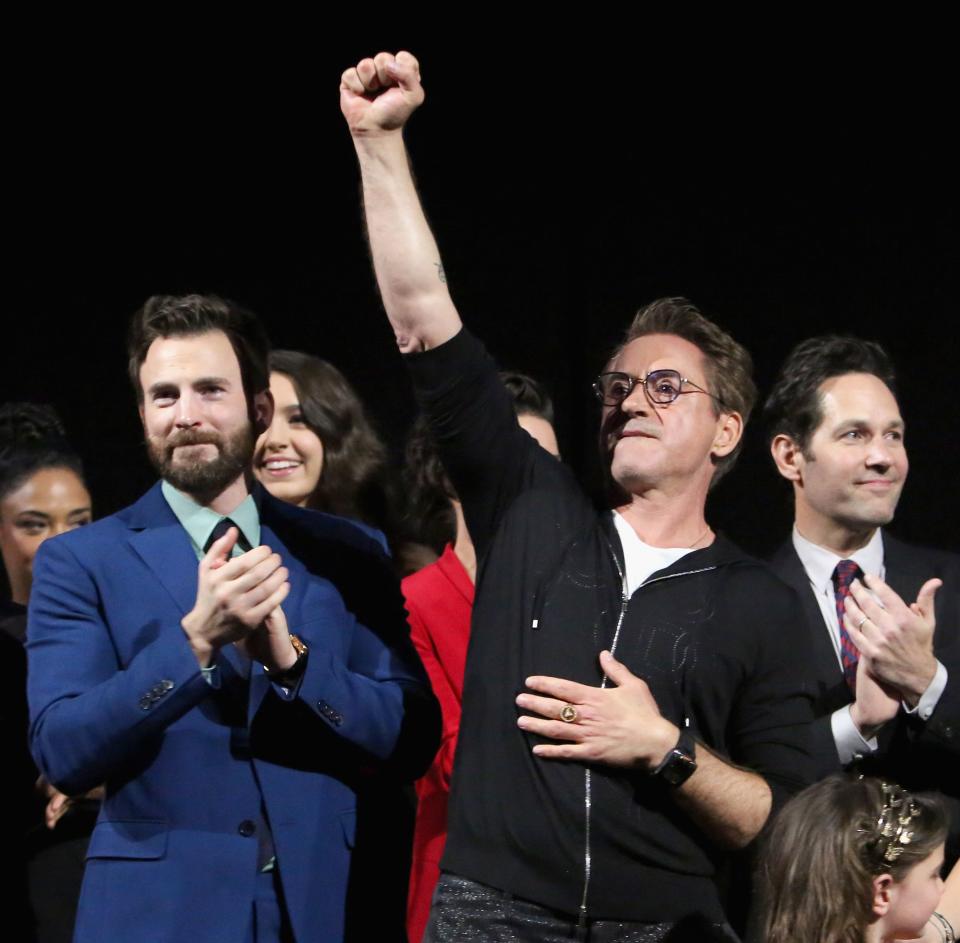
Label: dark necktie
xmin=203 ymin=517 xmax=252 ymax=555
xmin=832 ymin=560 xmax=862 ymax=692
xmin=201 ymin=517 xmax=275 ymax=870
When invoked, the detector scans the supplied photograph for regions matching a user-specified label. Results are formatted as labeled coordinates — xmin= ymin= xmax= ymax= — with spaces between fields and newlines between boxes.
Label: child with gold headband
xmin=758 ymin=775 xmax=953 ymax=943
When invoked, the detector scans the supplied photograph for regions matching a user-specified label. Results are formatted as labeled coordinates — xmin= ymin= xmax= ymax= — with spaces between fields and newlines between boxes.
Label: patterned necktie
xmin=832 ymin=560 xmax=863 ymax=692
xmin=203 ymin=517 xmax=252 ymax=555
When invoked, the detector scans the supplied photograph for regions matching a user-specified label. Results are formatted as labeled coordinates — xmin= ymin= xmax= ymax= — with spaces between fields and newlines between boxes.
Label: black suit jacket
xmin=771 ymin=532 xmax=960 ymax=856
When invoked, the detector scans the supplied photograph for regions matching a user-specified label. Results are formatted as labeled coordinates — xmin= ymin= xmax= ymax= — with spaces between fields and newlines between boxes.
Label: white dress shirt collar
xmin=792 ymin=525 xmax=885 ymax=591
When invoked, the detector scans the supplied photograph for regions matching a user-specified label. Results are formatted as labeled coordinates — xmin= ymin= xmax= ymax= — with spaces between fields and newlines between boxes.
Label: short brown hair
xmin=619 ymin=297 xmax=756 ymax=481
xmin=763 ymin=335 xmax=897 ymax=456
xmin=127 ymin=294 xmax=270 ymax=406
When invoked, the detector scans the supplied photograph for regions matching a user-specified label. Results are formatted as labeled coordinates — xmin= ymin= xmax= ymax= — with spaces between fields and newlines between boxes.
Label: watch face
xmin=662 ymin=751 xmax=697 ymax=786
xmin=659 ymin=734 xmax=697 ymax=787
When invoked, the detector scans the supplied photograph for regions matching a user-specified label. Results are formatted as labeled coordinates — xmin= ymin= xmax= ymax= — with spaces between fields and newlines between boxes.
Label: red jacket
xmin=402 ymin=545 xmax=474 ymax=943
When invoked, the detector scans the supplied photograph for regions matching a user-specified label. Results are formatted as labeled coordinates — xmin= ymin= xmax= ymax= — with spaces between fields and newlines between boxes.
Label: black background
xmin=6 ymin=29 xmax=957 ymax=558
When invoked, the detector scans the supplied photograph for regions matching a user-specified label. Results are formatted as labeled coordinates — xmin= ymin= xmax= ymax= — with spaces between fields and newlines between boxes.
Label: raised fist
xmin=340 ymin=51 xmax=424 ymax=136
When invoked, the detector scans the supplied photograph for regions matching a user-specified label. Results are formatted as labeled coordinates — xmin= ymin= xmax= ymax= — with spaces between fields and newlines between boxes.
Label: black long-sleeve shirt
xmin=407 ymin=328 xmax=817 ymax=923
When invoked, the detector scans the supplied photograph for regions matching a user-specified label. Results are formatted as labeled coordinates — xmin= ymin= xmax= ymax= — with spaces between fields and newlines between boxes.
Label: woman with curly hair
xmin=0 ymin=403 xmax=91 ymax=619
xmin=0 ymin=402 xmax=96 ymax=943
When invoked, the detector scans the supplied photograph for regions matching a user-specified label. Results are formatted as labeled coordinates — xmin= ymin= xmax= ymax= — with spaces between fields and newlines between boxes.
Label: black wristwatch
xmin=651 ymin=729 xmax=697 ymax=787
xmin=264 ymin=634 xmax=309 ymax=687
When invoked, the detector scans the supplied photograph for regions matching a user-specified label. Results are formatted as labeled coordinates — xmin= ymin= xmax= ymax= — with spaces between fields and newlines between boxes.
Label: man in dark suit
xmin=26 ymin=294 xmax=440 ymax=943
xmin=764 ymin=335 xmax=960 ymax=858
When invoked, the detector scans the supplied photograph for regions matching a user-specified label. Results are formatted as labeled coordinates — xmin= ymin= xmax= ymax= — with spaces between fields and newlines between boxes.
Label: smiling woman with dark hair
xmin=0 ymin=402 xmax=97 ymax=943
xmin=253 ymin=350 xmax=393 ymax=532
xmin=0 ymin=403 xmax=91 ymax=617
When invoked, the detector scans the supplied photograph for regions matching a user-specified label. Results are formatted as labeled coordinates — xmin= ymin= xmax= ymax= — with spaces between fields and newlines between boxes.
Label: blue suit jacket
xmin=27 ymin=483 xmax=440 ymax=943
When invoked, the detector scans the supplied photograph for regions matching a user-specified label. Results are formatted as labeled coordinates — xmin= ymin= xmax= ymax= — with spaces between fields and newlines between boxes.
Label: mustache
xmin=618 ymin=421 xmax=661 ymax=439
xmin=599 ymin=414 xmax=661 ymax=456
xmin=165 ymin=430 xmax=223 ymax=450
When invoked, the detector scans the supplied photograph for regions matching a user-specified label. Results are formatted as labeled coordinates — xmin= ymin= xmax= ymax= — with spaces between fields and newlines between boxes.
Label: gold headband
xmin=868 ymin=782 xmax=921 ymax=865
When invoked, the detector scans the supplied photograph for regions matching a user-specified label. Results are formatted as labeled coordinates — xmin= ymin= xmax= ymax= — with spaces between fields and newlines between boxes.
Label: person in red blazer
xmin=402 ymin=377 xmax=559 ymax=943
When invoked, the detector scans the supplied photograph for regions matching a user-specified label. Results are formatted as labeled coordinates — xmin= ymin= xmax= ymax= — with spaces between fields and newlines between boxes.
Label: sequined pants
xmin=424 ymin=873 xmax=741 ymax=943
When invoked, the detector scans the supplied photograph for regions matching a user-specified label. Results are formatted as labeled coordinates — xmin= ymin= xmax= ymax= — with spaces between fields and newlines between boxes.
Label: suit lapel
xmin=127 ymin=491 xmax=200 ymax=618
xmin=771 ymin=542 xmax=846 ymax=692
xmin=881 ymin=533 xmax=926 ymax=610
xmin=125 ymin=483 xmax=251 ymax=683
xmin=123 ymin=485 xmax=326 ymax=716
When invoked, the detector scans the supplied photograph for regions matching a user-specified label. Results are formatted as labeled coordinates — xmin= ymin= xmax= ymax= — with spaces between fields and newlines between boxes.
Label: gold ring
xmin=560 ymin=704 xmax=578 ymax=723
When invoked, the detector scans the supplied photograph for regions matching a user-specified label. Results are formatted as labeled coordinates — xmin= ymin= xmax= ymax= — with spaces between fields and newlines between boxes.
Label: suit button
xmin=238 ymin=820 xmax=256 ymax=837
xmin=161 ymin=679 xmax=174 ymax=692
xmin=318 ymin=701 xmax=343 ymax=726
xmin=139 ymin=697 xmax=152 ymax=711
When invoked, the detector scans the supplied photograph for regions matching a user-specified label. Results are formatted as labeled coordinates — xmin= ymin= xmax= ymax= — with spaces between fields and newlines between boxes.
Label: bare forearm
xmin=674 ymin=742 xmax=772 ymax=849
xmin=353 ymin=131 xmax=462 ymax=352
xmin=519 ymin=653 xmax=773 ymax=849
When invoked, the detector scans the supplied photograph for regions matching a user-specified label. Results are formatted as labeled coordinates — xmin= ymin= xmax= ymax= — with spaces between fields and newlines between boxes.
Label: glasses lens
xmin=645 ymin=370 xmax=683 ymax=403
xmin=596 ymin=374 xmax=634 ymax=404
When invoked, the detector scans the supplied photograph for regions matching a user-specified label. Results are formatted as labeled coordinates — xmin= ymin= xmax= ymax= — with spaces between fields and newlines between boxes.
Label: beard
xmin=147 ymin=425 xmax=254 ymax=502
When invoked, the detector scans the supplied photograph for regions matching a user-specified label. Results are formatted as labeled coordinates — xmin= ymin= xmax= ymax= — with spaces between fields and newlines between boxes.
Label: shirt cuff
xmin=832 ymin=705 xmax=879 ymax=765
xmin=262 ymin=655 xmax=308 ymax=702
xmin=200 ymin=663 xmax=221 ymax=689
xmin=903 ymin=660 xmax=947 ymax=721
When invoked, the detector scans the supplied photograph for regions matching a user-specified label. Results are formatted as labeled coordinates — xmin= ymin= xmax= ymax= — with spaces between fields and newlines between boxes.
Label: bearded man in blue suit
xmin=27 ymin=294 xmax=439 ymax=943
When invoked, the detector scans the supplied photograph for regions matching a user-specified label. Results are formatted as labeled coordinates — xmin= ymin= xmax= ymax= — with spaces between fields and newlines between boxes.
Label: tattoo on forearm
xmin=435 ymin=262 xmax=446 ymax=284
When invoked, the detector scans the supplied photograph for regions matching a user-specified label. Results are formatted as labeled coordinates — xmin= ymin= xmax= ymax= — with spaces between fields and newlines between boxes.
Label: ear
xmin=138 ymin=402 xmax=145 ymax=428
xmin=871 ymin=873 xmax=894 ymax=918
xmin=770 ymin=433 xmax=805 ymax=483
xmin=253 ymin=388 xmax=274 ymax=435
xmin=711 ymin=410 xmax=743 ymax=459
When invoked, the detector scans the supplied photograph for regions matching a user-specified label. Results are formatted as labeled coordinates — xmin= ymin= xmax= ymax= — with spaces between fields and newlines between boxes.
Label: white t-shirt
xmin=612 ymin=511 xmax=697 ymax=598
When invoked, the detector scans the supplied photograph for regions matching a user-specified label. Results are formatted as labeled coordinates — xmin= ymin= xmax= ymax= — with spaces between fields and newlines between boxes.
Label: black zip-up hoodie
xmin=407 ymin=329 xmax=816 ymax=924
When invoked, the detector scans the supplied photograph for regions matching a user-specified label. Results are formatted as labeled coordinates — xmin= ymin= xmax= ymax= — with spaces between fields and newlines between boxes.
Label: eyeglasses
xmin=593 ymin=370 xmax=726 ymax=408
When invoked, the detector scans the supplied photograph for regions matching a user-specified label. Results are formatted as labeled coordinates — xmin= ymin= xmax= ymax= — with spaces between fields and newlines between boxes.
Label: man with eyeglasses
xmin=340 ymin=51 xmax=815 ymax=942
xmin=764 ymin=335 xmax=960 ymax=863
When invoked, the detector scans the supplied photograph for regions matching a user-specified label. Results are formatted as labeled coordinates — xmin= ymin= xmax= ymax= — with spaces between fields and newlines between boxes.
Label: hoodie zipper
xmin=576 ymin=546 xmax=718 ymax=928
